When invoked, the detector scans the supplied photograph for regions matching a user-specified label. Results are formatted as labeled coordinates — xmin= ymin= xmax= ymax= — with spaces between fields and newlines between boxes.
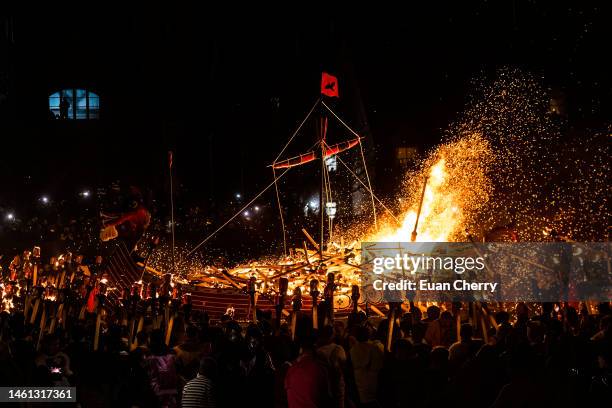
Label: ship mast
xmin=319 ymin=115 xmax=327 ymax=262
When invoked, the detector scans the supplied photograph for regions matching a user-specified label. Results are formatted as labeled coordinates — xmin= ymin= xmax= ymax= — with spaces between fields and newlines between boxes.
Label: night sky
xmin=1 ymin=2 xmax=610 ymax=219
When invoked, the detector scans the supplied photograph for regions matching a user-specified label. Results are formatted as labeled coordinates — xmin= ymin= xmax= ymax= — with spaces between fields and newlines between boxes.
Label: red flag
xmin=168 ymin=151 xmax=173 ymax=168
xmin=87 ymin=286 xmax=98 ymax=313
xmin=321 ymin=72 xmax=339 ymax=97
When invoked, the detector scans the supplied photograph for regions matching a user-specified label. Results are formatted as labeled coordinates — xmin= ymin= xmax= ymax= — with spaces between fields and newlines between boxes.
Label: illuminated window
xmin=49 ymin=89 xmax=100 ymax=120
xmin=396 ymin=146 xmax=418 ymax=167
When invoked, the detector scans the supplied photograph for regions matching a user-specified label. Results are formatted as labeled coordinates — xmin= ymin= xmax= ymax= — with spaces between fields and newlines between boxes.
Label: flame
xmin=365 ymin=134 xmax=493 ymax=243
xmin=369 ymin=159 xmax=458 ymax=242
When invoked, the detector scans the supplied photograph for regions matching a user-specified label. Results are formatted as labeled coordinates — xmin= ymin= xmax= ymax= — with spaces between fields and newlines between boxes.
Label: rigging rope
xmin=273 ymin=167 xmax=288 ymax=256
xmin=273 ymin=98 xmax=321 ymax=165
xmin=187 ymin=168 xmax=290 ymax=257
xmin=321 ymin=100 xmax=361 ymax=138
xmin=273 ymin=139 xmax=322 ymax=256
xmin=321 ymin=101 xmax=378 ymax=229
xmin=358 ymin=139 xmax=378 ymax=229
xmin=271 ymin=99 xmax=320 ymax=256
xmin=332 ymin=151 xmax=402 ymax=226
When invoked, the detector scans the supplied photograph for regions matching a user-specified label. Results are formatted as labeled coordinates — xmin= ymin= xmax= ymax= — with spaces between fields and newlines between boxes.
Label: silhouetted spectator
xmin=34 ymin=333 xmax=72 ymax=386
xmin=285 ymin=334 xmax=332 ymax=408
xmin=174 ymin=325 xmax=205 ymax=385
xmin=146 ymin=329 xmax=178 ymax=408
xmin=242 ymin=325 xmax=275 ymax=406
xmin=181 ymin=356 xmax=217 ymax=408
xmin=449 ymin=323 xmax=475 ymax=367
xmin=349 ymin=325 xmax=383 ymax=407
xmin=317 ymin=325 xmax=346 ymax=407
xmin=426 ymin=309 xmax=454 ymax=347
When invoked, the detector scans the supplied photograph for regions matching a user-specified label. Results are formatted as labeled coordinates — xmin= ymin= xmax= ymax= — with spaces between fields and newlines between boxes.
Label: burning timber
xmin=141 ymin=231 xmax=368 ymax=320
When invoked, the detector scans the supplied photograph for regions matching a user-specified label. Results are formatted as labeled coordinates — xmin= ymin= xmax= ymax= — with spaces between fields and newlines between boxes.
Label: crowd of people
xmin=0 ymin=300 xmax=610 ymax=407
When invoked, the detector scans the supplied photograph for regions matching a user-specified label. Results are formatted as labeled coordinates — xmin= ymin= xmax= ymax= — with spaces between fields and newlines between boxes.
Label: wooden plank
xmin=301 ymin=228 xmax=320 ymax=250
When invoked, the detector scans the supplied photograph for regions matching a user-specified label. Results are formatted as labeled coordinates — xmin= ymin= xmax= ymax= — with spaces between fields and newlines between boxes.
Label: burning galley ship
xmin=127 ymin=72 xmax=386 ymax=324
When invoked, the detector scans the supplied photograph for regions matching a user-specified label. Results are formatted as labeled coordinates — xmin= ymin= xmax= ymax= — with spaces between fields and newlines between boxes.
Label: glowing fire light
xmin=366 ymin=134 xmax=493 ymax=243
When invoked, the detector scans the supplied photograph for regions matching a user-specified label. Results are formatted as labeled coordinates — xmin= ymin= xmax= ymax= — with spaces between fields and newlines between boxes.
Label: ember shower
xmin=362 ymin=68 xmax=609 ymax=245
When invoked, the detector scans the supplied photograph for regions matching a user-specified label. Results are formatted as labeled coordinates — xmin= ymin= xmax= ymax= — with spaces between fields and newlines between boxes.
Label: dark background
xmin=0 ymin=2 xmax=610 ymax=255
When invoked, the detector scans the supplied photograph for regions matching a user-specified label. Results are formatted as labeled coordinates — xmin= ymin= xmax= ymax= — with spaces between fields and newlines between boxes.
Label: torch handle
xmin=93 ymin=311 xmax=103 ymax=351
xmin=165 ymin=315 xmax=175 ymax=346
xmin=137 ymin=315 xmax=144 ymax=335
xmin=386 ymin=306 xmax=395 ymax=352
xmin=30 ymin=298 xmax=40 ymax=324
xmin=36 ymin=304 xmax=47 ymax=351
xmin=456 ymin=313 xmax=461 ymax=342
xmin=251 ymin=294 xmax=257 ymax=323
xmin=291 ymin=312 xmax=298 ymax=340
xmin=128 ymin=318 xmax=136 ymax=348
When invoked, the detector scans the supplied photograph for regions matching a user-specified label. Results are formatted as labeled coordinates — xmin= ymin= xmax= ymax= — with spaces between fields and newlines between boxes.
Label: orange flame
xmin=365 ymin=134 xmax=493 ymax=243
